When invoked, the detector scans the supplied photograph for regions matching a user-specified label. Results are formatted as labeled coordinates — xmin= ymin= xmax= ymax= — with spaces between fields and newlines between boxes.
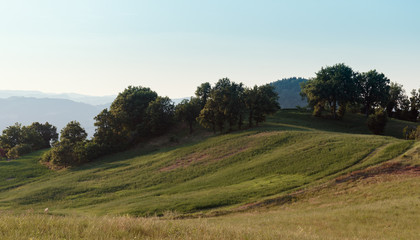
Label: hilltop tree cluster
xmin=40 ymin=78 xmax=279 ymax=167
xmin=301 ymin=64 xmax=419 ymax=134
xmin=301 ymin=63 xmax=419 ymax=122
xmin=0 ymin=122 xmax=58 ymax=159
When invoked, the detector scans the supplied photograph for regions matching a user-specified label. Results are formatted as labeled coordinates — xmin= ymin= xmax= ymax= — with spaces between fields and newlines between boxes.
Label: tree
xmin=21 ymin=126 xmax=44 ymax=150
xmin=27 ymin=122 xmax=58 ymax=149
xmin=195 ymin=82 xmax=211 ymax=108
xmin=175 ymin=97 xmax=201 ymax=133
xmin=197 ymin=98 xmax=218 ymax=133
xmin=47 ymin=139 xmax=78 ymax=167
xmin=93 ymin=108 xmax=123 ymax=151
xmin=0 ymin=123 xmax=23 ymax=149
xmin=244 ymin=86 xmax=258 ymax=127
xmin=358 ymin=70 xmax=390 ymax=116
xmin=60 ymin=121 xmax=87 ymax=144
xmin=108 ymin=86 xmax=158 ymax=143
xmin=145 ymin=96 xmax=175 ymax=136
xmin=301 ymin=63 xmax=358 ymax=119
xmin=408 ymin=89 xmax=419 ymax=122
xmin=253 ymin=84 xmax=280 ymax=126
xmin=198 ymin=79 xmax=279 ymax=132
xmin=197 ymin=78 xmax=245 ymax=132
xmin=386 ymin=82 xmax=406 ymax=117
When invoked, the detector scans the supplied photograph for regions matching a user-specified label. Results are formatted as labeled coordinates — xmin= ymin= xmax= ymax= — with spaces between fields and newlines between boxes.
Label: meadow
xmin=0 ymin=110 xmax=419 ymax=239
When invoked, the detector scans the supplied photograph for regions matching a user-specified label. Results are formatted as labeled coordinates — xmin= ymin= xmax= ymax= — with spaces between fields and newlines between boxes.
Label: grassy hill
xmin=0 ymin=110 xmax=419 ymax=239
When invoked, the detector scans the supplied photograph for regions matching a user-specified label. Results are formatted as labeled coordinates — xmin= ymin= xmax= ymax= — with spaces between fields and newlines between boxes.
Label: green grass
xmin=0 ymin=110 xmax=415 ymax=217
xmin=0 ymin=150 xmax=51 ymax=192
xmin=1 ymin=158 xmax=419 ymax=239
xmin=0 ymin=110 xmax=419 ymax=239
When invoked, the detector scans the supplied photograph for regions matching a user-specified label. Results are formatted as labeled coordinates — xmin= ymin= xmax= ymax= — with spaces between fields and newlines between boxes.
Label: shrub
xmin=40 ymin=149 xmax=53 ymax=163
xmin=367 ymin=108 xmax=388 ymax=135
xmin=403 ymin=125 xmax=420 ymax=140
xmin=6 ymin=144 xmax=32 ymax=159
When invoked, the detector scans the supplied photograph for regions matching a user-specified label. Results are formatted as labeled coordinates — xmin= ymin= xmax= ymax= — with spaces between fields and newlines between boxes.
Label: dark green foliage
xmin=301 ymin=63 xmax=358 ymax=119
xmin=0 ymin=122 xmax=58 ymax=159
xmin=175 ymin=97 xmax=201 ymax=133
xmin=6 ymin=144 xmax=32 ymax=159
xmin=93 ymin=109 xmax=123 ymax=152
xmin=195 ymin=82 xmax=211 ymax=108
xmin=42 ymin=121 xmax=90 ymax=167
xmin=99 ymin=86 xmax=158 ymax=147
xmin=198 ymin=79 xmax=279 ymax=132
xmin=60 ymin=121 xmax=87 ymax=144
xmin=145 ymin=96 xmax=175 ymax=136
xmin=110 ymin=86 xmax=158 ymax=135
xmin=245 ymin=85 xmax=280 ymax=127
xmin=408 ymin=89 xmax=419 ymax=121
xmin=27 ymin=122 xmax=58 ymax=149
xmin=253 ymin=84 xmax=280 ymax=126
xmin=0 ymin=123 xmax=23 ymax=149
xmin=386 ymin=82 xmax=406 ymax=117
xmin=270 ymin=77 xmax=308 ymax=108
xmin=358 ymin=70 xmax=390 ymax=116
xmin=197 ymin=98 xmax=218 ymax=133
xmin=47 ymin=139 xmax=78 ymax=167
xmin=367 ymin=108 xmax=388 ymax=135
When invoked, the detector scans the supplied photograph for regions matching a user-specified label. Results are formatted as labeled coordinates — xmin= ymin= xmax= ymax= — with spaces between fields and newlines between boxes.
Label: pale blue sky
xmin=0 ymin=0 xmax=419 ymax=97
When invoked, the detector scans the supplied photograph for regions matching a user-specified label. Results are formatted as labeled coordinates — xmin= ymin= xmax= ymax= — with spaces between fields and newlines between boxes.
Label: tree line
xmin=32 ymin=78 xmax=278 ymax=167
xmin=301 ymin=63 xmax=419 ymax=121
xmin=300 ymin=63 xmax=419 ymax=134
xmin=0 ymin=122 xmax=58 ymax=159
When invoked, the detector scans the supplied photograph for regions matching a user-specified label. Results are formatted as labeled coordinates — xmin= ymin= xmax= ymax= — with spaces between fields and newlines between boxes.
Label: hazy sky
xmin=0 ymin=0 xmax=419 ymax=98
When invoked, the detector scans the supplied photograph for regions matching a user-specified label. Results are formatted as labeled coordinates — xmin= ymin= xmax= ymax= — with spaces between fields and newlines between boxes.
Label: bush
xmin=403 ymin=125 xmax=420 ymax=140
xmin=6 ymin=144 xmax=33 ymax=159
xmin=40 ymin=149 xmax=53 ymax=163
xmin=367 ymin=108 xmax=388 ymax=135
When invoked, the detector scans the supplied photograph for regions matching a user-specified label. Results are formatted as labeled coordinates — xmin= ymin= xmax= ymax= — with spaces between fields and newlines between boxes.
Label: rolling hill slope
xmin=0 ymin=110 xmax=417 ymax=217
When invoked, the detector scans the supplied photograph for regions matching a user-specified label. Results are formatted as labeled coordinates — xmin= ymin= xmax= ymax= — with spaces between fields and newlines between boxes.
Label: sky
xmin=0 ymin=0 xmax=419 ymax=98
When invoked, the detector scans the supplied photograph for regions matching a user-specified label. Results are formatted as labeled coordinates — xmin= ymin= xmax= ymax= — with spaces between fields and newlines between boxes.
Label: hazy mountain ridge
xmin=270 ymin=77 xmax=308 ymax=109
xmin=0 ymin=97 xmax=107 ymax=137
xmin=0 ymin=90 xmax=116 ymax=106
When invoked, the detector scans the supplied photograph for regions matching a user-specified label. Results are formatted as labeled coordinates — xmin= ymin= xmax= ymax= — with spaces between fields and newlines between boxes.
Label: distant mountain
xmin=270 ymin=77 xmax=308 ymax=109
xmin=172 ymin=97 xmax=190 ymax=105
xmin=0 ymin=90 xmax=116 ymax=106
xmin=0 ymin=97 xmax=107 ymax=137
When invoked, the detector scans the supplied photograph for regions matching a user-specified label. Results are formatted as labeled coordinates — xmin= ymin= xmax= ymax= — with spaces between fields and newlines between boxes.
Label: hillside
xmin=270 ymin=77 xmax=308 ymax=109
xmin=0 ymin=110 xmax=417 ymax=217
xmin=1 ymin=110 xmax=419 ymax=239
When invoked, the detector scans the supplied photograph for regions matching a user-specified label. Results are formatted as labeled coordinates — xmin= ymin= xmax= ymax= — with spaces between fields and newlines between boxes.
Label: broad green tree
xmin=26 ymin=122 xmax=58 ymax=149
xmin=195 ymin=82 xmax=211 ymax=108
xmin=301 ymin=63 xmax=358 ymax=119
xmin=60 ymin=121 xmax=87 ymax=144
xmin=175 ymin=97 xmax=201 ymax=133
xmin=109 ymin=86 xmax=158 ymax=142
xmin=253 ymin=84 xmax=280 ymax=126
xmin=145 ymin=96 xmax=175 ymax=136
xmin=386 ymin=82 xmax=406 ymax=117
xmin=0 ymin=123 xmax=23 ymax=149
xmin=358 ymin=70 xmax=390 ymax=116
